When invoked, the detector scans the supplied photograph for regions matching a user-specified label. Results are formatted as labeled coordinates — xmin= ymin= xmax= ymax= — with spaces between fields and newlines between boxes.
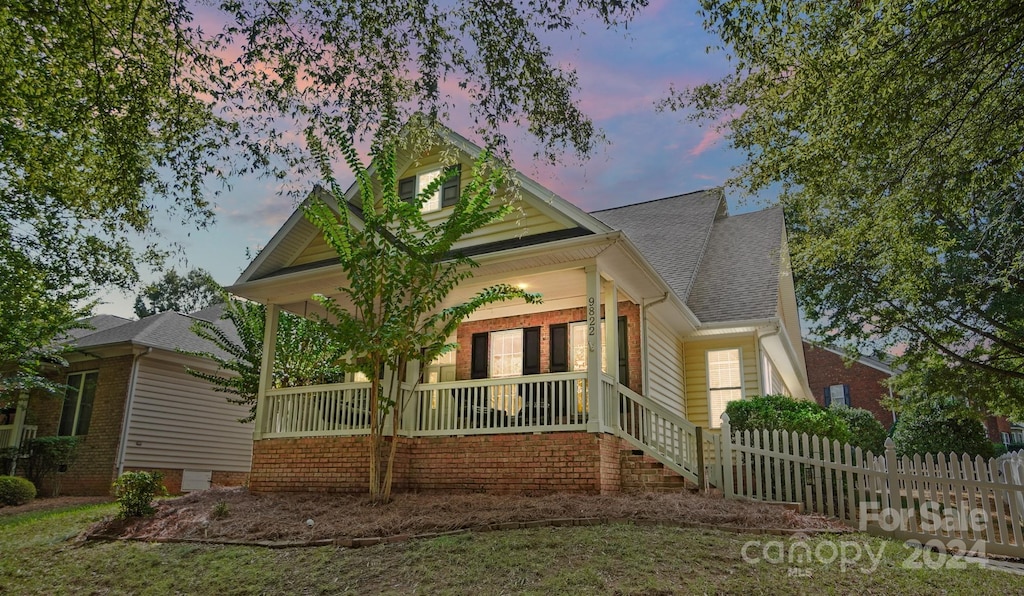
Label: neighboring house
xmin=227 ymin=125 xmax=812 ymax=494
xmin=803 ymin=341 xmax=897 ymax=426
xmin=7 ymin=305 xmax=253 ymax=495
xmin=804 ymin=340 xmax=1020 ymax=444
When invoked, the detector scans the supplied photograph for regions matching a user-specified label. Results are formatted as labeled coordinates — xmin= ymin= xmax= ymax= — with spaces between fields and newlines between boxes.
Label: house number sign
xmin=587 ymin=296 xmax=597 ymax=351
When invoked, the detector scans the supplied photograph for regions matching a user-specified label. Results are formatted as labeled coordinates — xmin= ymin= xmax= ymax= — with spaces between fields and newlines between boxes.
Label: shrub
xmin=830 ymin=406 xmax=888 ymax=455
xmin=724 ymin=394 xmax=852 ymax=446
xmin=0 ymin=475 xmax=36 ymax=506
xmin=113 ymin=471 xmax=167 ymax=518
xmin=23 ymin=436 xmax=80 ymax=496
xmin=891 ymin=398 xmax=995 ymax=459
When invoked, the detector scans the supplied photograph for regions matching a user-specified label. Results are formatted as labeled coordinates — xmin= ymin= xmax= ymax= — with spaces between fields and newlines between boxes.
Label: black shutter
xmin=524 ymin=327 xmax=541 ymax=375
xmin=617 ymin=316 xmax=629 ymax=384
xmin=441 ymin=165 xmax=461 ymax=207
xmin=549 ymin=324 xmax=568 ymax=373
xmin=823 ymin=386 xmax=831 ymax=407
xmin=471 ymin=333 xmax=489 ymax=379
xmin=399 ymin=176 xmax=416 ymax=203
xmin=843 ymin=384 xmax=851 ymax=406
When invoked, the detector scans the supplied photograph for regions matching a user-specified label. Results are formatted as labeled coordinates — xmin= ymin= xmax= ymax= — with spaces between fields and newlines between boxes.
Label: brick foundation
xmin=249 ymin=432 xmax=635 ymax=494
xmin=122 ymin=467 xmax=251 ymax=495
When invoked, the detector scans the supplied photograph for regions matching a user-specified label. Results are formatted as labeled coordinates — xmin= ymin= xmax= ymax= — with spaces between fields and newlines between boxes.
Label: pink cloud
xmin=688 ymin=127 xmax=724 ymax=157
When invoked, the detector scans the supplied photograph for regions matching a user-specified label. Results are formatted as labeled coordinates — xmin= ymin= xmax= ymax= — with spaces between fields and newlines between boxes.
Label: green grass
xmin=1 ymin=503 xmax=1021 ymax=595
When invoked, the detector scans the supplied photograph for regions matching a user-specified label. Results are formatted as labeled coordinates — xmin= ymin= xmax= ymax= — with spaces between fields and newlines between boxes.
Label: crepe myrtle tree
xmin=303 ymin=126 xmax=540 ymax=502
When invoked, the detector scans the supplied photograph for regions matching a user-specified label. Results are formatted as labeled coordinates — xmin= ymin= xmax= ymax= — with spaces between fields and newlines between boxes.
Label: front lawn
xmin=1 ymin=502 xmax=1020 ymax=594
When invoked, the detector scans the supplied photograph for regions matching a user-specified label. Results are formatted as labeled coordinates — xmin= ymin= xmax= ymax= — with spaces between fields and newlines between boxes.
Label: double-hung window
xmin=398 ymin=165 xmax=461 ymax=213
xmin=707 ymin=349 xmax=742 ymax=428
xmin=59 ymin=371 xmax=99 ymax=436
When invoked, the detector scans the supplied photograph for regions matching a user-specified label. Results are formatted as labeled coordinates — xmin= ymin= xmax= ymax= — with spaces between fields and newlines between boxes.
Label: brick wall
xmin=802 ymin=342 xmax=894 ymax=427
xmin=27 ymin=356 xmax=134 ymax=496
xmin=249 ymin=432 xmax=631 ymax=494
xmin=456 ymin=301 xmax=642 ymax=393
xmin=123 ymin=467 xmax=250 ymax=495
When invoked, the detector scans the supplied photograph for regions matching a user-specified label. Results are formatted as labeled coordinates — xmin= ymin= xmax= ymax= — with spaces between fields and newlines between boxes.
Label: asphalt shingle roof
xmin=686 ymin=207 xmax=784 ymax=323
xmin=70 ymin=304 xmax=237 ymax=359
xmin=590 ymin=189 xmax=784 ymax=325
xmin=590 ymin=189 xmax=724 ymax=304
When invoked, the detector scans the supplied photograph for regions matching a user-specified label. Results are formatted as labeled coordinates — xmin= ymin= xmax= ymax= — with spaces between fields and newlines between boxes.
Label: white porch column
xmin=253 ymin=303 xmax=279 ymax=440
xmin=585 ymin=265 xmax=603 ymax=432
xmin=603 ymin=277 xmax=619 ymax=386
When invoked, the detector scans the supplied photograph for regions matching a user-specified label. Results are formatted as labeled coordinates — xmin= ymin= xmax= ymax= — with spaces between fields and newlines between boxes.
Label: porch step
xmin=619 ymin=450 xmax=697 ymax=493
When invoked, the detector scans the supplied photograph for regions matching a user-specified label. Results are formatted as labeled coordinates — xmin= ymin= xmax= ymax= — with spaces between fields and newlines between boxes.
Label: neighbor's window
xmin=826 ymin=384 xmax=850 ymax=407
xmin=707 ymin=349 xmax=742 ymax=428
xmin=59 ymin=371 xmax=99 ymax=436
xmin=489 ymin=329 xmax=523 ymax=378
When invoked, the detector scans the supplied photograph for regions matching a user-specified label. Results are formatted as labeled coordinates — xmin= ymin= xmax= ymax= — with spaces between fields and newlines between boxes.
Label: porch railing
xmin=263 ymin=382 xmax=373 ymax=438
xmin=614 ymin=384 xmax=702 ymax=485
xmin=407 ymin=372 xmax=589 ymax=436
xmin=0 ymin=424 xmax=37 ymax=449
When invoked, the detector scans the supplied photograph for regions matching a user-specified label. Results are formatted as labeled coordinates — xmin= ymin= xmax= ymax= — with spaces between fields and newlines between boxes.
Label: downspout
xmin=640 ymin=293 xmax=670 ymax=397
xmin=116 ymin=347 xmax=151 ymax=477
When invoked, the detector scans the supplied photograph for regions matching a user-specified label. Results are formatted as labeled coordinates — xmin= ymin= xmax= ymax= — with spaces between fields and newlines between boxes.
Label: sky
xmin=94 ymin=0 xmax=768 ymax=319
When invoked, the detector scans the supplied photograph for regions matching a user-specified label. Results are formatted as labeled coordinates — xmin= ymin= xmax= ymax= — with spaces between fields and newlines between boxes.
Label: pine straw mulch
xmin=84 ymin=487 xmax=850 ymax=546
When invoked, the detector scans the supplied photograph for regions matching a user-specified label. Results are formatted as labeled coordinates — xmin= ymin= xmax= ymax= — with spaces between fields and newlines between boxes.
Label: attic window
xmin=398 ymin=165 xmax=461 ymax=213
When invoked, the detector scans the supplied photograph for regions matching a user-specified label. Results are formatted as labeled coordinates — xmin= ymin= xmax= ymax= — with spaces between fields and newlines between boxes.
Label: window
xmin=489 ymin=329 xmax=523 ymax=378
xmin=707 ymin=349 xmax=742 ymax=428
xmin=59 ymin=371 xmax=98 ymax=436
xmin=568 ymin=320 xmax=609 ymax=373
xmin=761 ymin=353 xmax=789 ymax=396
xmin=398 ymin=165 xmax=461 ymax=213
xmin=825 ymin=384 xmax=850 ymax=407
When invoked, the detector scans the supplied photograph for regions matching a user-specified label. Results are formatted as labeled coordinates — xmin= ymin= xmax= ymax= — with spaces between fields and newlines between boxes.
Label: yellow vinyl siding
xmin=683 ymin=335 xmax=759 ymax=428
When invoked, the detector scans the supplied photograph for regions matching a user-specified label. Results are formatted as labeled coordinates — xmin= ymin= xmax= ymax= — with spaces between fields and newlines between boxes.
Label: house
xmin=7 ymin=306 xmax=253 ymax=495
xmin=803 ymin=341 xmax=897 ymax=426
xmin=227 ymin=126 xmax=812 ymax=494
xmin=804 ymin=340 xmax=1022 ymax=445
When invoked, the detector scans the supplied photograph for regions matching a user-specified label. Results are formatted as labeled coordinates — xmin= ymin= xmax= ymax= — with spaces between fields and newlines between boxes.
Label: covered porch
xmin=236 ymin=234 xmax=710 ymax=490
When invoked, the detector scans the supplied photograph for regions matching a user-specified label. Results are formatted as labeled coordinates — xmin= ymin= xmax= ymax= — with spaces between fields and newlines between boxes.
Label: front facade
xmin=11 ymin=308 xmax=254 ymax=495
xmin=229 ymin=127 xmax=812 ymax=493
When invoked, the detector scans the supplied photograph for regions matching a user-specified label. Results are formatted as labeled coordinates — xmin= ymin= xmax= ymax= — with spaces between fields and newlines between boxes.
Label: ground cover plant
xmin=1 ymin=497 xmax=1021 ymax=594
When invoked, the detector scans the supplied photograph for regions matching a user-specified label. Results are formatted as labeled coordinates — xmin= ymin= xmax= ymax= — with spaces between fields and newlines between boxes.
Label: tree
xmin=669 ymin=1 xmax=1024 ymax=417
xmin=891 ymin=397 xmax=995 ymax=459
xmin=182 ymin=298 xmax=348 ymax=422
xmin=1 ymin=0 xmax=224 ymax=395
xmin=134 ymin=268 xmax=223 ymax=318
xmin=208 ymin=0 xmax=646 ymax=170
xmin=304 ymin=130 xmax=540 ymax=502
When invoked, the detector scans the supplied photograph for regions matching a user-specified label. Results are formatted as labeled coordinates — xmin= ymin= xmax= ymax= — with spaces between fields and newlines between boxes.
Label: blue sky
xmin=94 ymin=0 xmax=770 ymax=318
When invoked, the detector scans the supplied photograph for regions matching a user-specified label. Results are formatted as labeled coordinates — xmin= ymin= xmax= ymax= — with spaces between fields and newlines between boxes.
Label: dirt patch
xmin=85 ymin=488 xmax=848 ymax=543
xmin=1 ymin=496 xmax=113 ymax=518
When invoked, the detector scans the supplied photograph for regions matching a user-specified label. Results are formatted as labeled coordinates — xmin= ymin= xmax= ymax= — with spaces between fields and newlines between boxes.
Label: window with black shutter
xmin=441 ymin=165 xmax=461 ymax=207
xmin=523 ymin=327 xmax=541 ymax=375
xmin=471 ymin=333 xmax=489 ymax=379
xmin=617 ymin=316 xmax=629 ymax=384
xmin=549 ymin=323 xmax=568 ymax=373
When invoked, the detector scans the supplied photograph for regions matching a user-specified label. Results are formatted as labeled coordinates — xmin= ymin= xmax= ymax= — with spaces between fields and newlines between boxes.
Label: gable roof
xmin=591 ymin=189 xmax=725 ymax=306
xmin=70 ymin=304 xmax=237 ymax=359
xmin=686 ymin=207 xmax=785 ymax=323
xmin=234 ymin=126 xmax=611 ymax=286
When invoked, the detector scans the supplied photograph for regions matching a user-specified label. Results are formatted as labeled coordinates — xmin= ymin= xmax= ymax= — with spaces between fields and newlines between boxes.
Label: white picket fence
xmin=718 ymin=413 xmax=1024 ymax=558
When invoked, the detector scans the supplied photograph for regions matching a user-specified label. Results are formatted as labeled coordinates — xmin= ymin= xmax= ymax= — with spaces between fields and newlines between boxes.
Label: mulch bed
xmin=83 ymin=487 xmax=850 ymax=546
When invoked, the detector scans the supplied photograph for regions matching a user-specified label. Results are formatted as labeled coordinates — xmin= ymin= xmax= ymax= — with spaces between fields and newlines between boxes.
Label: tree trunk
xmin=381 ymin=357 xmax=405 ymax=502
xmin=368 ymin=374 xmax=381 ymax=499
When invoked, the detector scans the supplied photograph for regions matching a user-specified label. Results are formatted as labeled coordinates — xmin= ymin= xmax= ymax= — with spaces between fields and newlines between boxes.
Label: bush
xmin=23 ymin=436 xmax=80 ymax=496
xmin=891 ymin=398 xmax=995 ymax=459
xmin=830 ymin=406 xmax=888 ymax=455
xmin=0 ymin=475 xmax=36 ymax=506
xmin=724 ymin=394 xmax=852 ymax=446
xmin=113 ymin=471 xmax=167 ymax=518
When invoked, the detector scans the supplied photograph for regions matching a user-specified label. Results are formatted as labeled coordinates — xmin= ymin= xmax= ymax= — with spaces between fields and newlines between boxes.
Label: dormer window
xmin=399 ymin=165 xmax=461 ymax=213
